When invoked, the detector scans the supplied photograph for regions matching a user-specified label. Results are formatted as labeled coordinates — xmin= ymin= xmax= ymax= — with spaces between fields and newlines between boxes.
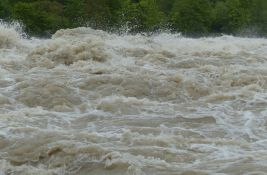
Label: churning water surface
xmin=1 ymin=23 xmax=267 ymax=175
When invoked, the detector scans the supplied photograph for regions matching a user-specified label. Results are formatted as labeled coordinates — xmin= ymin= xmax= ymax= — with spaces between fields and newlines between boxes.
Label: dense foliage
xmin=0 ymin=0 xmax=266 ymax=36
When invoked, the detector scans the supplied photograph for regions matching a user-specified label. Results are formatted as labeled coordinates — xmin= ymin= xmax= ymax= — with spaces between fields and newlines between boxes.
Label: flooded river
xmin=1 ymin=23 xmax=267 ymax=175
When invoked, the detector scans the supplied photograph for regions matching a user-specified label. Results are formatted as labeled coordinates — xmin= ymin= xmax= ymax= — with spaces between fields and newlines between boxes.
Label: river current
xmin=1 ymin=23 xmax=267 ymax=175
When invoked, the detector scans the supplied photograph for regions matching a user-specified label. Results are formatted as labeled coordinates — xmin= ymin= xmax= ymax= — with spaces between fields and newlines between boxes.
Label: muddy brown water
xmin=1 ymin=23 xmax=267 ymax=175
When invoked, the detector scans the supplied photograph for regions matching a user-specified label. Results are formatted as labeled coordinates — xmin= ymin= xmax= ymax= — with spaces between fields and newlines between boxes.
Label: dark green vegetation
xmin=0 ymin=0 xmax=267 ymax=37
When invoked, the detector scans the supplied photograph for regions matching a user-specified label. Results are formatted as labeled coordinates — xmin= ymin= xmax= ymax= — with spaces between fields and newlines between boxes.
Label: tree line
xmin=0 ymin=0 xmax=266 ymax=37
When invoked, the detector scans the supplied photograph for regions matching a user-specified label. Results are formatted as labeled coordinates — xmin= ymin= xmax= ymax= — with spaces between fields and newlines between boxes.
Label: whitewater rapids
xmin=1 ymin=23 xmax=267 ymax=175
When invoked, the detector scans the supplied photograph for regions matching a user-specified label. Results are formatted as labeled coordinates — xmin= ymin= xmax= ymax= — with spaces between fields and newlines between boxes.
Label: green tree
xmin=139 ymin=0 xmax=166 ymax=31
xmin=2 ymin=0 xmax=267 ymax=37
xmin=212 ymin=0 xmax=251 ymax=34
xmin=107 ymin=0 xmax=131 ymax=28
xmin=249 ymin=0 xmax=267 ymax=35
xmin=12 ymin=1 xmax=68 ymax=36
xmin=155 ymin=0 xmax=175 ymax=14
xmin=171 ymin=0 xmax=213 ymax=36
xmin=81 ymin=0 xmax=112 ymax=30
xmin=64 ymin=0 xmax=86 ymax=28
xmin=0 ymin=0 xmax=11 ymax=19
xmin=119 ymin=0 xmax=166 ymax=32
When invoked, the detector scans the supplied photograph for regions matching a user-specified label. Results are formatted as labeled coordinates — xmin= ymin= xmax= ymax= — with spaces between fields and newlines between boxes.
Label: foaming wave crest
xmin=27 ymin=28 xmax=109 ymax=68
xmin=1 ymin=23 xmax=267 ymax=175
xmin=0 ymin=21 xmax=26 ymax=49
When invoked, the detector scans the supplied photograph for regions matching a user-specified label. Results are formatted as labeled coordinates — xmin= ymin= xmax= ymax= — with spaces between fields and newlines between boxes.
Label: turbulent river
xmin=1 ymin=23 xmax=267 ymax=175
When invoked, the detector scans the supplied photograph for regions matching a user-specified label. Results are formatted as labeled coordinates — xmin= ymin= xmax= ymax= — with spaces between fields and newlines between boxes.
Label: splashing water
xmin=1 ymin=23 xmax=267 ymax=175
